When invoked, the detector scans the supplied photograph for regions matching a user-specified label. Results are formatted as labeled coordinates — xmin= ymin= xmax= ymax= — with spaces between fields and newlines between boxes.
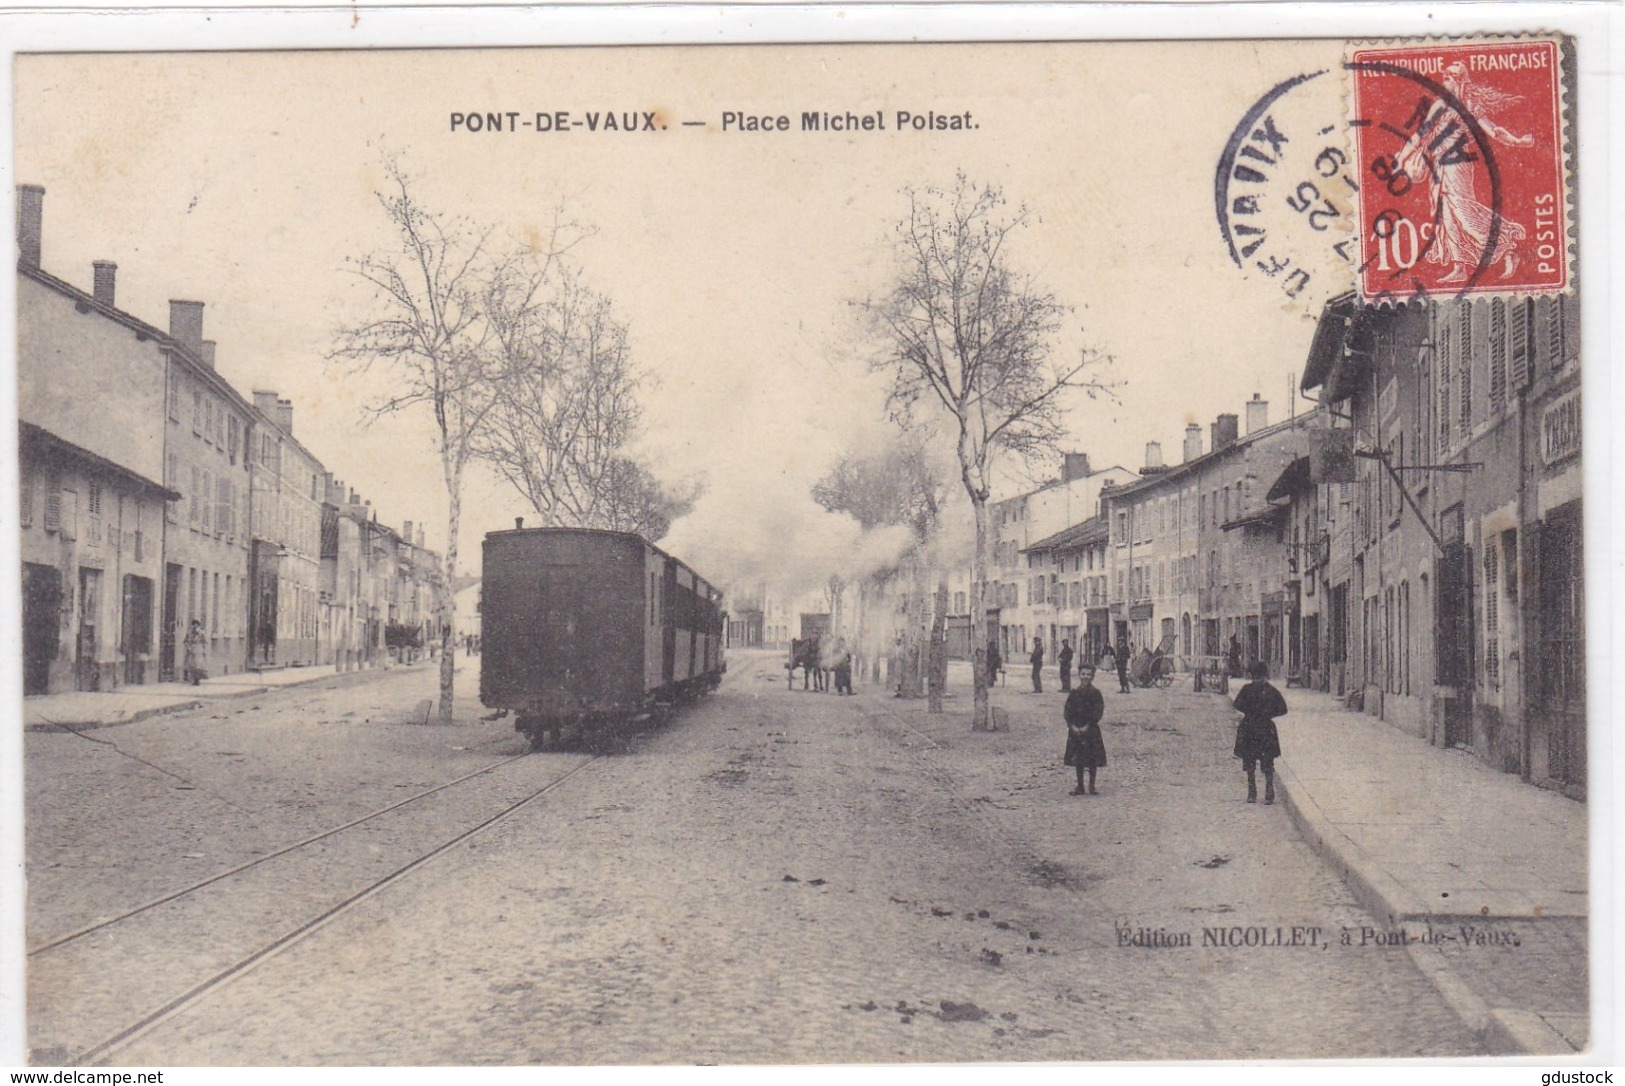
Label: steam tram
xmin=480 ymin=524 xmax=726 ymax=749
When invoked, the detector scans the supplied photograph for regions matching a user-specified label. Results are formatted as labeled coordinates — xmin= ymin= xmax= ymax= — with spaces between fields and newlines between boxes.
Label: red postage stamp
xmin=1349 ymin=38 xmax=1569 ymax=302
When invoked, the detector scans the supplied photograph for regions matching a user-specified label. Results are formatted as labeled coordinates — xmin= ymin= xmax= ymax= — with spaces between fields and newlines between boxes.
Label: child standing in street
xmin=1063 ymin=665 xmax=1107 ymax=795
xmin=1232 ymin=661 xmax=1288 ymax=803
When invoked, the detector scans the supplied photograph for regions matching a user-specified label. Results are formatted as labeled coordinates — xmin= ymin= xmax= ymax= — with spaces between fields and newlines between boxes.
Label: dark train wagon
xmin=480 ymin=525 xmax=725 ymax=748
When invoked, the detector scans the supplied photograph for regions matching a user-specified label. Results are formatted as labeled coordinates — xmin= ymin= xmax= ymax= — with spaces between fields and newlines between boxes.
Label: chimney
xmin=1212 ymin=413 xmax=1239 ymax=451
xmin=275 ymin=397 xmax=294 ymax=436
xmin=349 ymin=488 xmax=360 ymax=505
xmin=92 ymin=260 xmax=117 ymax=306
xmin=16 ymin=184 xmax=43 ymax=267
xmin=169 ymin=300 xmax=206 ymax=357
xmin=1062 ymin=452 xmax=1092 ymax=482
xmin=200 ymin=340 xmax=217 ymax=370
xmin=1245 ymin=393 xmax=1269 ymax=434
xmin=1144 ymin=442 xmax=1164 ymax=470
xmin=253 ymin=389 xmax=280 ymax=420
xmin=417 ymin=526 xmax=426 ymax=549
xmin=402 ymin=520 xmax=413 ymax=545
xmin=1183 ymin=423 xmax=1203 ymax=463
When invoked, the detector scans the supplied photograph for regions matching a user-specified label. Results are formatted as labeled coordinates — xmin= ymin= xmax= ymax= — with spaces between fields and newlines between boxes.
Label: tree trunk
xmin=438 ymin=458 xmax=461 ymax=726
xmin=970 ymin=492 xmax=991 ymax=730
xmin=928 ymin=573 xmax=948 ymax=713
xmin=897 ymin=552 xmax=917 ymax=697
xmin=916 ymin=553 xmax=930 ymax=698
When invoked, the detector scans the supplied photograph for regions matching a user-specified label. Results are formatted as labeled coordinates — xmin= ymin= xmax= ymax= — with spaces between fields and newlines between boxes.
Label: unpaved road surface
xmin=27 ymin=652 xmax=1472 ymax=1064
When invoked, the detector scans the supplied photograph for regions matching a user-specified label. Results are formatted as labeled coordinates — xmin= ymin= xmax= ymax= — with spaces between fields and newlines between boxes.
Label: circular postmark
xmin=1217 ymin=44 xmax=1556 ymax=309
xmin=1215 ymin=68 xmax=1367 ymax=316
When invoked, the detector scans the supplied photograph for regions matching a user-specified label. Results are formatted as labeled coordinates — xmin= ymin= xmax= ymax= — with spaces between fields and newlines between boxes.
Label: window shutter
xmin=1510 ymin=299 xmax=1532 ymax=389
xmin=190 ymin=465 xmax=200 ymax=526
xmin=217 ymin=476 xmax=232 ymax=536
xmin=1458 ymin=303 xmax=1473 ymax=440
xmin=1546 ymin=296 xmax=1565 ymax=370
xmin=1489 ymin=300 xmax=1506 ymax=416
xmin=45 ymin=488 xmax=61 ymax=533
xmin=1437 ymin=326 xmax=1453 ymax=453
xmin=201 ymin=470 xmax=212 ymax=533
xmin=20 ymin=474 xmax=33 ymax=529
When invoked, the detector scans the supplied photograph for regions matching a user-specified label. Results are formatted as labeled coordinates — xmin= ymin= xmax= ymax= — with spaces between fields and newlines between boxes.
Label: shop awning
xmin=1300 ymin=293 xmax=1357 ymax=392
xmin=1265 ymin=456 xmax=1314 ymax=502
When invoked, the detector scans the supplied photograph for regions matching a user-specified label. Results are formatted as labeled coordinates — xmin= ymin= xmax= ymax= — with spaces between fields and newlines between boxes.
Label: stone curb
xmin=1274 ymin=756 xmax=1578 ymax=1056
xmin=24 ymin=697 xmax=209 ymax=733
xmin=24 ymin=682 xmax=279 ymax=733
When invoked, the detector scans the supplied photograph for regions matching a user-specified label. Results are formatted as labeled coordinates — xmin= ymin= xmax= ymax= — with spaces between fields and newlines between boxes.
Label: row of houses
xmin=17 ymin=184 xmax=444 ymax=696
xmin=974 ymin=291 xmax=1583 ymax=799
xmin=730 ymin=286 xmax=1583 ymax=799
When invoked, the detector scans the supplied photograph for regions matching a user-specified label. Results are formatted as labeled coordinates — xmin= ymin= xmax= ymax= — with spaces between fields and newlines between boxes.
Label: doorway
xmin=23 ymin=563 xmax=62 ymax=695
xmin=121 ymin=574 xmax=154 ymax=685
xmin=161 ymin=564 xmax=181 ymax=682
xmin=77 ymin=567 xmax=102 ymax=691
xmin=1536 ymin=501 xmax=1584 ymax=796
xmin=1436 ymin=507 xmax=1474 ymax=748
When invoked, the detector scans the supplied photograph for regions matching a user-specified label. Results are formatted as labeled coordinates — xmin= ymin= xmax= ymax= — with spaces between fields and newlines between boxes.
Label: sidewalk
xmin=21 ymin=663 xmax=406 ymax=732
xmin=1275 ymin=686 xmax=1589 ymax=1055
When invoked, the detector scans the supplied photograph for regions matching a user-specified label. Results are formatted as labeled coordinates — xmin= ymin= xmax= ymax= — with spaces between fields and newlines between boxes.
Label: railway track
xmin=38 ymin=752 xmax=603 ymax=1066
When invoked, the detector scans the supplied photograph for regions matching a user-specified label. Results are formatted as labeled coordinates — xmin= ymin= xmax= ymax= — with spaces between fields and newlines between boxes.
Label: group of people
xmin=998 ymin=635 xmax=1137 ymax=696
xmin=1056 ymin=657 xmax=1288 ymax=804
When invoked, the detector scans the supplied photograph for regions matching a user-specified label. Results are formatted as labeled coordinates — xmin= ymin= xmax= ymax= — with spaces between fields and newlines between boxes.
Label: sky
xmin=13 ymin=40 xmax=1352 ymax=598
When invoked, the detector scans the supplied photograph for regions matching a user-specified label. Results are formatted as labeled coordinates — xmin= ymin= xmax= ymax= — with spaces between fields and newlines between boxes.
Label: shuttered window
xmin=1458 ymin=303 xmax=1473 ymax=440
xmin=1546 ymin=296 xmax=1565 ymax=371
xmin=1489 ymin=300 xmax=1507 ymax=416
xmin=1510 ymin=299 xmax=1533 ymax=390
xmin=1437 ymin=326 xmax=1453 ymax=453
xmin=1484 ymin=543 xmax=1500 ymax=690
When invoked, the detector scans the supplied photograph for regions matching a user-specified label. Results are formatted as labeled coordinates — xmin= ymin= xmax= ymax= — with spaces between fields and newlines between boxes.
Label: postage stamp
xmin=1348 ymin=37 xmax=1571 ymax=303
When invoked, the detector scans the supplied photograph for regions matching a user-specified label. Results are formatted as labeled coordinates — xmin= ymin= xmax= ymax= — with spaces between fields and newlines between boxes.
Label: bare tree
xmin=478 ymin=270 xmax=692 ymax=541
xmin=864 ymin=173 xmax=1112 ymax=730
xmin=331 ymin=159 xmax=573 ymax=725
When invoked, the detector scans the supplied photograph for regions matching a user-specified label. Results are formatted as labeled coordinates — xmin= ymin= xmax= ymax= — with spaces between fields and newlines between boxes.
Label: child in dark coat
xmin=1063 ymin=665 xmax=1107 ymax=795
xmin=1232 ymin=661 xmax=1288 ymax=803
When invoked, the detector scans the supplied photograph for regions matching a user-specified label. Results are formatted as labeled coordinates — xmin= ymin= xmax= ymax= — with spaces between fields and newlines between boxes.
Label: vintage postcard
xmin=4 ymin=17 xmax=1605 ymax=1069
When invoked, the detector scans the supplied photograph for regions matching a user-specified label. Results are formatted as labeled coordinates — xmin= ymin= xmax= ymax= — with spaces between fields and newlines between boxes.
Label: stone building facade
xmin=1300 ymin=291 xmax=1583 ymax=796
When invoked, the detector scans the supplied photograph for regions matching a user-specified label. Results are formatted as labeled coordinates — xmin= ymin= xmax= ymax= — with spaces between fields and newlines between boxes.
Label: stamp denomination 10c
xmin=1349 ymin=38 xmax=1570 ymax=303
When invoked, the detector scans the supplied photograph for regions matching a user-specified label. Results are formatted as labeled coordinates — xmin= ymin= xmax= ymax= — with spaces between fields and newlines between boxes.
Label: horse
xmin=786 ymin=636 xmax=824 ymax=691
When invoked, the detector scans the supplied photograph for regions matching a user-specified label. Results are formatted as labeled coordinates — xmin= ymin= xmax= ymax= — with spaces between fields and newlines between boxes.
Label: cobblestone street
xmin=28 ymin=653 xmax=1479 ymax=1064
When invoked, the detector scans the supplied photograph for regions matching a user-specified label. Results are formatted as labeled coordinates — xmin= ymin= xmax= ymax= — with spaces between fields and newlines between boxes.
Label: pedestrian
xmin=1063 ymin=664 xmax=1107 ymax=795
xmin=1115 ymin=636 xmax=1133 ymax=693
xmin=986 ymin=640 xmax=1002 ymax=688
xmin=1058 ymin=639 xmax=1074 ymax=692
xmin=1228 ymin=634 xmax=1244 ymax=678
xmin=182 ymin=619 xmax=208 ymax=686
xmin=834 ymin=638 xmax=853 ymax=695
xmin=1232 ymin=661 xmax=1288 ymax=804
xmin=1030 ymin=637 xmax=1045 ymax=693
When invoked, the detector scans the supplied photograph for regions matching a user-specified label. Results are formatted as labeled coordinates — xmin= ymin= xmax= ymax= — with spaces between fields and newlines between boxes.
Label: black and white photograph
xmin=1 ymin=11 xmax=1611 ymax=1068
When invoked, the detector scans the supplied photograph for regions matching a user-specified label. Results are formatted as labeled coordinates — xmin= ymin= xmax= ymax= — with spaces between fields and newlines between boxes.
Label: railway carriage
xmin=480 ymin=524 xmax=725 ymax=749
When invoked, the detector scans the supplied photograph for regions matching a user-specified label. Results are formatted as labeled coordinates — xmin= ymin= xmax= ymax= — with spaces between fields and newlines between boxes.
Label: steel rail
xmin=75 ymin=755 xmax=603 ymax=1066
xmin=29 ymin=751 xmax=535 ymax=956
